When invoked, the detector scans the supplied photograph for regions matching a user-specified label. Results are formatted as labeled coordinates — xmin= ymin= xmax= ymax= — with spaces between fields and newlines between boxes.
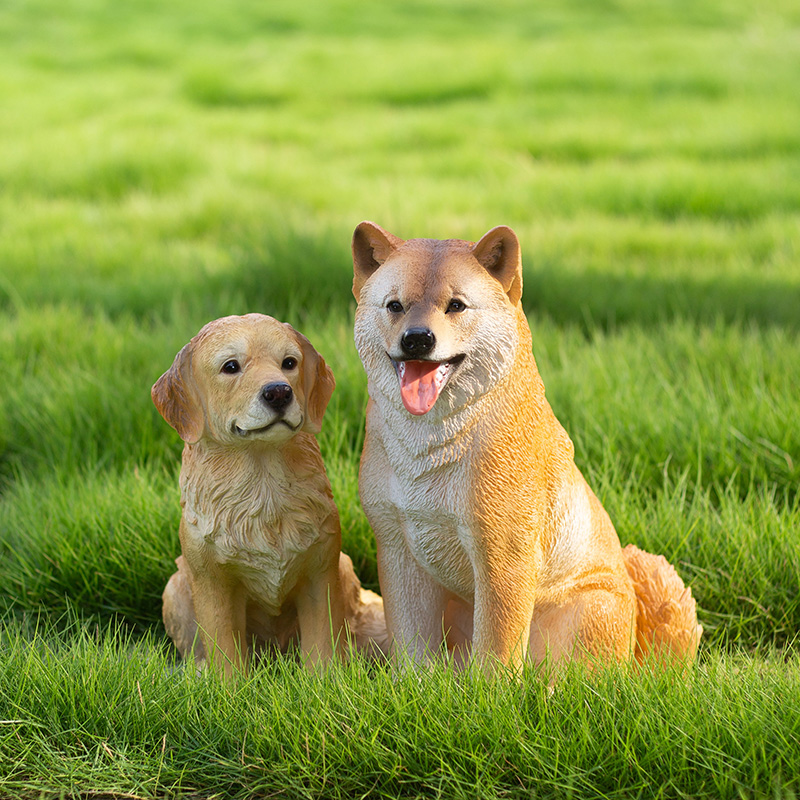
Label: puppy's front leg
xmin=190 ymin=573 xmax=248 ymax=679
xmin=295 ymin=562 xmax=347 ymax=667
xmin=377 ymin=540 xmax=449 ymax=669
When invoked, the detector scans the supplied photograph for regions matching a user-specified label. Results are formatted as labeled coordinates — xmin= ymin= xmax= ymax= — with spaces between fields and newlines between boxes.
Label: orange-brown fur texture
xmin=153 ymin=314 xmax=388 ymax=677
xmin=352 ymin=223 xmax=701 ymax=673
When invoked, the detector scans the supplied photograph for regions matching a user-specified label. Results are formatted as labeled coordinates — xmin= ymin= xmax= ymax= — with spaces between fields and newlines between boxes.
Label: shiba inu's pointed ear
xmin=352 ymin=221 xmax=405 ymax=300
xmin=289 ymin=326 xmax=336 ymax=435
xmin=152 ymin=343 xmax=205 ymax=444
xmin=471 ymin=226 xmax=523 ymax=306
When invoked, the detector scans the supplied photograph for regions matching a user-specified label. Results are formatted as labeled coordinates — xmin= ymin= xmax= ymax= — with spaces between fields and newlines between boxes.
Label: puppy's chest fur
xmin=180 ymin=444 xmax=335 ymax=614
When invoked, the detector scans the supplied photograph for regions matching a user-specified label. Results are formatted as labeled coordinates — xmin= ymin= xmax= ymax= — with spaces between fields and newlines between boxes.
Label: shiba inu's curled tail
xmin=622 ymin=544 xmax=703 ymax=666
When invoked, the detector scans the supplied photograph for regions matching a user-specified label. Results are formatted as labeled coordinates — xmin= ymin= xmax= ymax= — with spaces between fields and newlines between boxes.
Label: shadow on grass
xmin=176 ymin=227 xmax=798 ymax=336
xmin=522 ymin=264 xmax=800 ymax=333
xmin=220 ymin=228 xmax=800 ymax=333
xmin=2 ymin=225 xmax=797 ymax=333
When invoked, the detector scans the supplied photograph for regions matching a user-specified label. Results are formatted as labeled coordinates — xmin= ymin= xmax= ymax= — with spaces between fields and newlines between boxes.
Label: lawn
xmin=0 ymin=0 xmax=799 ymax=797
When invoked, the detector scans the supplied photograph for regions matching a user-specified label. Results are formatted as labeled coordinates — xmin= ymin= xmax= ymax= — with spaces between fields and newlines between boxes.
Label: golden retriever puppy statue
xmin=153 ymin=314 xmax=388 ymax=676
xmin=352 ymin=222 xmax=702 ymax=674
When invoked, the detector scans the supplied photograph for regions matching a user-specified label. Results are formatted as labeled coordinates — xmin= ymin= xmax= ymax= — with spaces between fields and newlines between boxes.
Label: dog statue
xmin=153 ymin=313 xmax=388 ymax=676
xmin=352 ymin=222 xmax=701 ymax=673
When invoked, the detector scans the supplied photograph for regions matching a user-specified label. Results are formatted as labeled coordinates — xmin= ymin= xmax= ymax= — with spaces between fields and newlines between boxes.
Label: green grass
xmin=0 ymin=0 xmax=799 ymax=796
xmin=2 ymin=616 xmax=799 ymax=800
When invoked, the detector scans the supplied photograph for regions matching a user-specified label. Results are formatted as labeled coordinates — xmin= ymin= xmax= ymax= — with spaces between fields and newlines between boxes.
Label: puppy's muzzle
xmin=400 ymin=328 xmax=436 ymax=358
xmin=261 ymin=382 xmax=293 ymax=413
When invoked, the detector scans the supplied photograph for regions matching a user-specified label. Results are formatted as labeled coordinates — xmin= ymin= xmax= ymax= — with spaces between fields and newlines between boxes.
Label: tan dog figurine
xmin=153 ymin=314 xmax=387 ymax=676
xmin=352 ymin=222 xmax=701 ymax=673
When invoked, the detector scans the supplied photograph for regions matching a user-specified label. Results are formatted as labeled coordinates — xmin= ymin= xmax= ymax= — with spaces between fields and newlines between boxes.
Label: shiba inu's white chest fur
xmin=362 ymin=399 xmax=498 ymax=603
xmin=363 ymin=398 xmax=597 ymax=603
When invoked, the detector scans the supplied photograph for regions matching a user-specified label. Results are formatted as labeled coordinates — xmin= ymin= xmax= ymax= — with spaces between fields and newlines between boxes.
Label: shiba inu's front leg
xmin=472 ymin=570 xmax=538 ymax=673
xmin=377 ymin=540 xmax=450 ymax=667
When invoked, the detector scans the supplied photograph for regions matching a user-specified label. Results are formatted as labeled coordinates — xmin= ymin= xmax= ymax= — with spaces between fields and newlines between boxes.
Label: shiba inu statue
xmin=352 ymin=221 xmax=701 ymax=673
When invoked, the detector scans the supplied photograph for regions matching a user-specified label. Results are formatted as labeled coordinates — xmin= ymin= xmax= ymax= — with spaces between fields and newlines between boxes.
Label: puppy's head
xmin=352 ymin=222 xmax=523 ymax=417
xmin=152 ymin=314 xmax=335 ymax=446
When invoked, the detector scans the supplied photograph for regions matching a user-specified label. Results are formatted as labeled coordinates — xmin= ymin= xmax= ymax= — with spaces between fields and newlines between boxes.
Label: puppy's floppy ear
xmin=471 ymin=225 xmax=523 ymax=306
xmin=151 ymin=343 xmax=205 ymax=444
xmin=352 ymin=221 xmax=404 ymax=301
xmin=289 ymin=326 xmax=336 ymax=435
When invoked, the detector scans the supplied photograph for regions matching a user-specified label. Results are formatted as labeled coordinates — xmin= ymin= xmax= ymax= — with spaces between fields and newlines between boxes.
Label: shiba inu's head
xmin=152 ymin=314 xmax=335 ymax=446
xmin=352 ymin=222 xmax=524 ymax=418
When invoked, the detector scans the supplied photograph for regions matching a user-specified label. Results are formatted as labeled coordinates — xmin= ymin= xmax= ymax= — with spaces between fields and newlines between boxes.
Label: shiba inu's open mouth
xmin=391 ymin=355 xmax=465 ymax=415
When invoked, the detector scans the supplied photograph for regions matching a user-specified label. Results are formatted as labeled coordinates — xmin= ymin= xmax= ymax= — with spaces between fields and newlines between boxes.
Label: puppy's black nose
xmin=261 ymin=382 xmax=293 ymax=412
xmin=401 ymin=328 xmax=436 ymax=358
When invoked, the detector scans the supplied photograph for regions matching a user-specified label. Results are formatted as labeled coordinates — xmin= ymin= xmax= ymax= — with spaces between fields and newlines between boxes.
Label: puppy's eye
xmin=282 ymin=357 xmax=298 ymax=370
xmin=387 ymin=300 xmax=404 ymax=313
xmin=221 ymin=360 xmax=241 ymax=374
xmin=447 ymin=299 xmax=467 ymax=313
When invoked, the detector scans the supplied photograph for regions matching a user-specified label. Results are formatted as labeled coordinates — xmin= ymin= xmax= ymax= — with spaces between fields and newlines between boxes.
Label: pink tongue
xmin=399 ymin=361 xmax=445 ymax=415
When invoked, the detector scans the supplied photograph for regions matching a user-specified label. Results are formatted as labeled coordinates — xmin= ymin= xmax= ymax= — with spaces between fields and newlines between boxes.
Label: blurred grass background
xmin=0 ymin=0 xmax=799 ymax=795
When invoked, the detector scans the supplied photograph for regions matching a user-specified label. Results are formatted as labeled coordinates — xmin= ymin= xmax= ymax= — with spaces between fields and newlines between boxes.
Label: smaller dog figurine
xmin=153 ymin=314 xmax=387 ymax=676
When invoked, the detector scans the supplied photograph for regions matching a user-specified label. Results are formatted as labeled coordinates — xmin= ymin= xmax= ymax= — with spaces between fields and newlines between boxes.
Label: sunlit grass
xmin=1 ymin=616 xmax=798 ymax=799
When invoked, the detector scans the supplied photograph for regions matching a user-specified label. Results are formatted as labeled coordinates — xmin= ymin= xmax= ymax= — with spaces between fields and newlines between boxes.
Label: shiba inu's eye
xmin=221 ymin=359 xmax=241 ymax=374
xmin=447 ymin=299 xmax=467 ymax=313
xmin=387 ymin=300 xmax=404 ymax=313
xmin=282 ymin=357 xmax=298 ymax=370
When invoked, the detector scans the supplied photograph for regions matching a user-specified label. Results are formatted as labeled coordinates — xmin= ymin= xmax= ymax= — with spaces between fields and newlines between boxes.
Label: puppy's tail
xmin=622 ymin=544 xmax=703 ymax=666
xmin=338 ymin=553 xmax=391 ymax=659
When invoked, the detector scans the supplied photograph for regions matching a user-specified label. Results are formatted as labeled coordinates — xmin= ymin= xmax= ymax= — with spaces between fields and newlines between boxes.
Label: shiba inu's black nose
xmin=261 ymin=382 xmax=293 ymax=412
xmin=401 ymin=328 xmax=436 ymax=357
